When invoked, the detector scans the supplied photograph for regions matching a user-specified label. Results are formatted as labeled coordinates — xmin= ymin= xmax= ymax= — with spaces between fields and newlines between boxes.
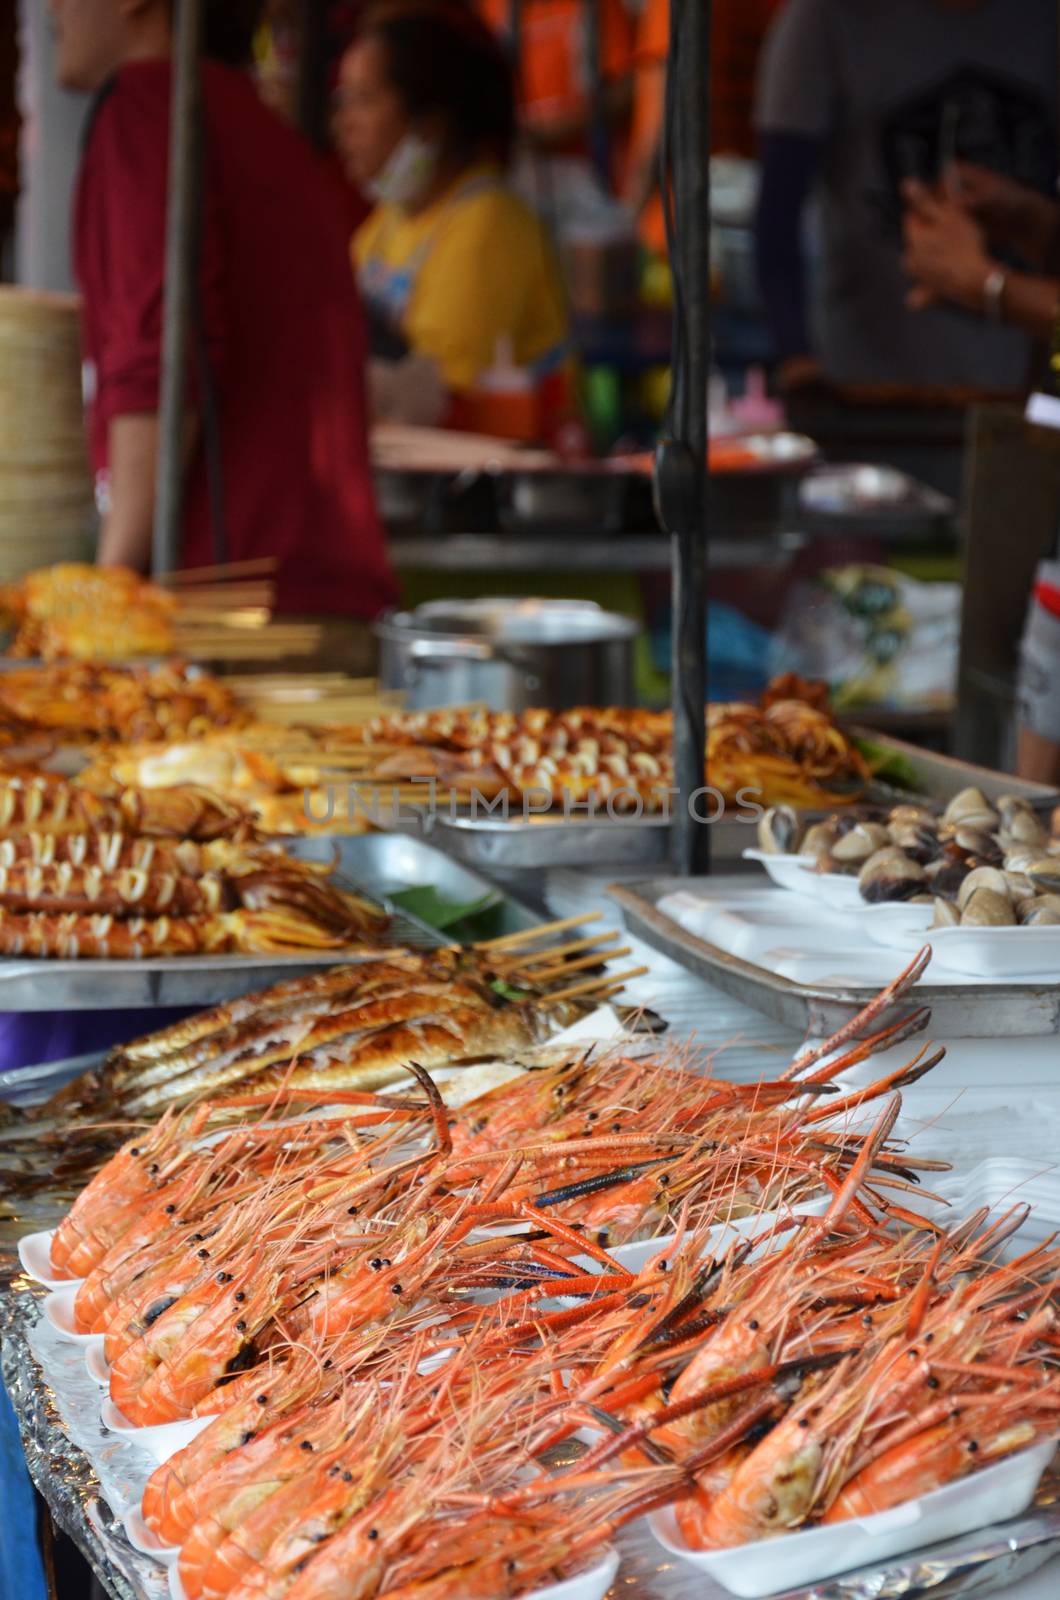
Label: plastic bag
xmin=769 ymin=564 xmax=959 ymax=710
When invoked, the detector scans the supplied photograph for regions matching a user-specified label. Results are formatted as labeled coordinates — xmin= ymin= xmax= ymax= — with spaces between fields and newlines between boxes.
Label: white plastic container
xmin=649 ymin=1439 xmax=1056 ymax=1597
xmin=168 ymin=1545 xmax=619 ymax=1600
xmin=122 ymin=1507 xmax=179 ymax=1566
xmin=741 ymin=850 xmax=821 ymax=897
xmin=17 ymin=1230 xmax=76 ymax=1290
xmin=862 ymin=902 xmax=934 ymax=951
xmin=42 ymin=1286 xmax=103 ymax=1348
xmin=928 ymin=924 xmax=1060 ymax=980
xmin=100 ymin=1398 xmax=218 ymax=1465
xmin=85 ymin=1343 xmax=111 ymax=1387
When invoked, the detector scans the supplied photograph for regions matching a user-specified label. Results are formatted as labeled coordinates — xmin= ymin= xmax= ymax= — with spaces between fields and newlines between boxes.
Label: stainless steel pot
xmin=375 ymin=599 xmax=639 ymax=712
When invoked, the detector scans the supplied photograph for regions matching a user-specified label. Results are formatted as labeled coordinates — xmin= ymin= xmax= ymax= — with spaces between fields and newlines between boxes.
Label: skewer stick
xmin=159 ymin=557 xmax=278 ymax=584
xmin=537 ymin=966 xmax=650 ymax=1004
xmin=498 ymin=931 xmax=622 ymax=968
xmin=475 ymin=913 xmax=603 ymax=952
xmin=529 ymin=946 xmax=633 ymax=982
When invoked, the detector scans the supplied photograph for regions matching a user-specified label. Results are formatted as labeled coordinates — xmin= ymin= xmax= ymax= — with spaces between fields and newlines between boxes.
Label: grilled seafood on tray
xmin=759 ymin=786 xmax=1060 ymax=926
xmin=357 ymin=678 xmax=870 ymax=811
xmin=20 ymin=952 xmax=1060 ymax=1597
xmin=0 ymin=660 xmax=246 ymax=745
xmin=0 ymin=834 xmax=385 ymax=957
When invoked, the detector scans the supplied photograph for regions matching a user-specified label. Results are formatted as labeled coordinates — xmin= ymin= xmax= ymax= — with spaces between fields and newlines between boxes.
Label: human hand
xmin=901 ymin=179 xmax=996 ymax=313
xmin=776 ymin=354 xmax=827 ymax=392
xmin=948 ymin=162 xmax=1058 ymax=265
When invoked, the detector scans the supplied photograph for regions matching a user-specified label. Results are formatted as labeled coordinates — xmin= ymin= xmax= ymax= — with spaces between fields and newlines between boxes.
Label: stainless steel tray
xmin=426 ymin=736 xmax=1057 ymax=872
xmin=609 ymin=877 xmax=1060 ymax=1039
xmin=0 ymin=833 xmax=541 ymax=1012
xmin=5 ymin=1275 xmax=1060 ymax=1600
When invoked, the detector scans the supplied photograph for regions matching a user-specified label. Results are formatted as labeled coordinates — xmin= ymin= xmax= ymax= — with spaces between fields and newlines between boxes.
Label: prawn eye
xmin=368 ymin=1529 xmax=379 ymax=1541
xmin=369 ymin=1259 xmax=383 ymax=1271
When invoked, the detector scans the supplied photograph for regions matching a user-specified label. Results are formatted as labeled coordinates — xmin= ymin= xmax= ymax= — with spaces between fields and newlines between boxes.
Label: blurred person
xmin=626 ymin=0 xmax=783 ymax=255
xmin=902 ymin=163 xmax=1060 ymax=339
xmin=901 ymin=166 xmax=1060 ymax=784
xmin=753 ymin=0 xmax=1057 ymax=392
xmin=477 ymin=0 xmax=634 ymax=175
xmin=334 ymin=2 xmax=572 ymax=431
xmin=50 ymin=0 xmax=395 ymax=672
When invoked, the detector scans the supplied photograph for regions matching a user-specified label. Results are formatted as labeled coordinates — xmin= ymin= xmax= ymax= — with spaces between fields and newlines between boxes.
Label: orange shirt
xmin=479 ymin=0 xmax=634 ymax=133
xmin=630 ymin=0 xmax=784 ymax=252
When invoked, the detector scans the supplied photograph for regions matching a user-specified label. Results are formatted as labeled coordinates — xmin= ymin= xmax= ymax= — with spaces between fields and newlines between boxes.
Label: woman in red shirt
xmin=51 ymin=0 xmax=395 ymax=668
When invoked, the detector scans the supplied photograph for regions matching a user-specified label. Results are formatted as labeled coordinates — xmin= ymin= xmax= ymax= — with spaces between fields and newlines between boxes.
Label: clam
xmin=887 ymin=820 xmax=941 ymax=863
xmin=931 ymin=897 xmax=960 ymax=928
xmin=942 ymin=787 xmax=999 ymax=832
xmin=949 ymin=827 xmax=1003 ymax=861
xmin=801 ymin=820 xmax=839 ymax=861
xmin=956 ymin=865 xmax=1010 ymax=911
xmin=997 ymin=796 xmax=1047 ymax=850
xmin=960 ymin=887 xmax=1016 ymax=927
xmin=832 ymin=822 xmax=892 ymax=866
xmin=1002 ymin=870 xmax=1034 ymax=900
xmin=925 ymin=858 xmax=970 ymax=901
xmin=1002 ymin=845 xmax=1038 ymax=873
xmin=1027 ymin=859 xmax=1060 ymax=894
xmin=1022 ymin=902 xmax=1060 ymax=926
xmin=858 ymin=847 xmax=928 ymax=904
xmin=757 ymin=805 xmax=802 ymax=856
xmin=887 ymin=804 xmax=936 ymax=829
xmin=1036 ymin=892 xmax=1060 ymax=915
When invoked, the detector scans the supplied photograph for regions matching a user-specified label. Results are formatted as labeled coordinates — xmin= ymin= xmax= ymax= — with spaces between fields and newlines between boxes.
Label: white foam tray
xmin=743 ymin=850 xmax=1060 ymax=981
xmin=650 ymin=1439 xmax=1056 ymax=1598
xmin=167 ymin=1545 xmax=619 ymax=1600
xmin=17 ymin=1229 xmax=75 ymax=1290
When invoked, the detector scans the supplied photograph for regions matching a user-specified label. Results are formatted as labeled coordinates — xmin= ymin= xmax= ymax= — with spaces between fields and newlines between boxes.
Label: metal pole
xmin=154 ymin=0 xmax=204 ymax=576
xmin=657 ymin=0 xmax=711 ymax=874
xmin=296 ymin=0 xmax=330 ymax=151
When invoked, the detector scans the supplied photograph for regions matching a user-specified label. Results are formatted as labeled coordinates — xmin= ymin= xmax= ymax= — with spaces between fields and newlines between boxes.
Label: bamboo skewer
xmin=526 ymin=946 xmax=634 ymax=983
xmin=536 ymin=966 xmax=650 ymax=1005
xmin=497 ymin=931 xmax=622 ymax=969
xmin=159 ymin=557 xmax=279 ymax=585
xmin=475 ymin=913 xmax=604 ymax=952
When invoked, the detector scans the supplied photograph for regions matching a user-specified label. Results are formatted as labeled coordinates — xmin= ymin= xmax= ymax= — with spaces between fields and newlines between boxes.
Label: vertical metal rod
xmin=153 ymin=0 xmax=204 ymax=576
xmin=668 ymin=0 xmax=711 ymax=874
xmin=297 ymin=0 xmax=330 ymax=150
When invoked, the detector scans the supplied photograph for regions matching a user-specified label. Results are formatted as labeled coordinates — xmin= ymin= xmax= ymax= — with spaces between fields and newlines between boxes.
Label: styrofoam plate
xmin=812 ymin=871 xmax=865 ymax=911
xmin=649 ymin=1439 xmax=1056 ymax=1597
xmin=17 ymin=1230 xmax=78 ymax=1290
xmin=168 ymin=1546 xmax=619 ymax=1600
xmin=123 ymin=1508 xmax=179 ymax=1566
xmin=742 ymin=850 xmax=820 ymax=897
xmin=100 ymin=1399 xmax=218 ymax=1465
xmin=928 ymin=924 xmax=1060 ymax=979
xmin=42 ymin=1287 xmax=104 ymax=1348
xmin=734 ymin=856 xmax=865 ymax=912
xmin=862 ymin=902 xmax=935 ymax=951
xmin=85 ymin=1343 xmax=111 ymax=1386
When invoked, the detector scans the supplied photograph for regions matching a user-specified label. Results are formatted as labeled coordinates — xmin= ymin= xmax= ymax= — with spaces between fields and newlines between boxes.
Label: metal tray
xmin=0 ymin=833 xmax=541 ymax=1012
xmin=6 ymin=1277 xmax=1060 ymax=1600
xmin=426 ymin=735 xmax=1058 ymax=872
xmin=609 ymin=877 xmax=1060 ymax=1039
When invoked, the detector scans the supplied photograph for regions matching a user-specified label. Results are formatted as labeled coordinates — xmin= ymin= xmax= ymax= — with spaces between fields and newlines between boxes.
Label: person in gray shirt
xmin=754 ymin=0 xmax=1057 ymax=391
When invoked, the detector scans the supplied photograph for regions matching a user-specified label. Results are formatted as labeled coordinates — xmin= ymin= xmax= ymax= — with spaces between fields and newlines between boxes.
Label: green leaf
xmin=853 ymin=736 xmax=920 ymax=792
xmin=490 ymin=978 xmax=532 ymax=1002
xmin=390 ymin=885 xmax=503 ymax=940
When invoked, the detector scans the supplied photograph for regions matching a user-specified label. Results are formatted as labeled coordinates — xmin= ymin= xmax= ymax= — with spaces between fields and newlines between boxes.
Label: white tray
xmin=650 ymin=1440 xmax=1056 ymax=1598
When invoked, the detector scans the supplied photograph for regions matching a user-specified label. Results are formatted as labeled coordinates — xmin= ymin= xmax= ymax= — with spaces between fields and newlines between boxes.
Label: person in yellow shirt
xmin=334 ymin=1 xmax=572 ymax=432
